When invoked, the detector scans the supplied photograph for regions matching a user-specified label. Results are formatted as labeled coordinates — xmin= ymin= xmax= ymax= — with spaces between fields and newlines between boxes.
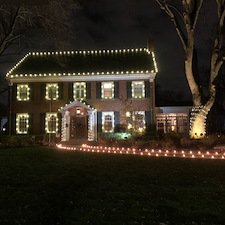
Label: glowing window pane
xmin=46 ymin=83 xmax=59 ymax=100
xmin=73 ymin=82 xmax=86 ymax=100
xmin=102 ymin=82 xmax=114 ymax=99
xmin=133 ymin=111 xmax=145 ymax=132
xmin=16 ymin=113 xmax=29 ymax=134
xmin=45 ymin=113 xmax=58 ymax=133
xmin=17 ymin=84 xmax=30 ymax=101
xmin=102 ymin=112 xmax=114 ymax=132
xmin=132 ymin=81 xmax=145 ymax=98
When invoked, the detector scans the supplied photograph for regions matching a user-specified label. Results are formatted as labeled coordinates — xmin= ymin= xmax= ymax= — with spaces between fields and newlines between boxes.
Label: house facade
xmin=6 ymin=45 xmax=158 ymax=142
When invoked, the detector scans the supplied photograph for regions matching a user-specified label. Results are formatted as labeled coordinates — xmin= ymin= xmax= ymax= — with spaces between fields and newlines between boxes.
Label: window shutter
xmin=145 ymin=111 xmax=151 ymax=130
xmin=97 ymin=111 xmax=102 ymax=132
xmin=145 ymin=81 xmax=150 ymax=98
xmin=86 ymin=82 xmax=91 ymax=99
xmin=29 ymin=84 xmax=34 ymax=101
xmin=114 ymin=111 xmax=120 ymax=132
xmin=40 ymin=83 xmax=46 ymax=100
xmin=96 ymin=82 xmax=101 ymax=99
xmin=114 ymin=82 xmax=119 ymax=99
xmin=58 ymin=113 xmax=62 ymax=133
xmin=40 ymin=113 xmax=46 ymax=134
xmin=58 ymin=83 xmax=63 ymax=100
xmin=68 ymin=83 xmax=73 ymax=101
xmin=29 ymin=113 xmax=34 ymax=134
xmin=126 ymin=81 xmax=132 ymax=98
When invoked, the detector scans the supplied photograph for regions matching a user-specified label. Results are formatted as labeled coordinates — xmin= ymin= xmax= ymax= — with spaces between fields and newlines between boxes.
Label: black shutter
xmin=114 ymin=111 xmax=120 ymax=132
xmin=29 ymin=113 xmax=33 ymax=134
xmin=126 ymin=81 xmax=132 ymax=98
xmin=68 ymin=83 xmax=73 ymax=101
xmin=30 ymin=83 xmax=34 ymax=101
xmin=114 ymin=82 xmax=119 ymax=99
xmin=145 ymin=111 xmax=151 ymax=129
xmin=145 ymin=81 xmax=150 ymax=98
xmin=58 ymin=113 xmax=62 ymax=133
xmin=96 ymin=82 xmax=101 ymax=99
xmin=97 ymin=111 xmax=102 ymax=132
xmin=58 ymin=83 xmax=63 ymax=100
xmin=40 ymin=113 xmax=46 ymax=134
xmin=86 ymin=82 xmax=91 ymax=99
xmin=40 ymin=83 xmax=46 ymax=100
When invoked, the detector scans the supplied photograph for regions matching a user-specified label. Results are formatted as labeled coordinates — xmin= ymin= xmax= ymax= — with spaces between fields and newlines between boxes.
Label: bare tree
xmin=0 ymin=0 xmax=79 ymax=59
xmin=155 ymin=0 xmax=225 ymax=138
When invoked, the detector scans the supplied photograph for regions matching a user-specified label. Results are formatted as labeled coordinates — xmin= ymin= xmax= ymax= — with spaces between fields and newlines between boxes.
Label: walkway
xmin=56 ymin=143 xmax=225 ymax=160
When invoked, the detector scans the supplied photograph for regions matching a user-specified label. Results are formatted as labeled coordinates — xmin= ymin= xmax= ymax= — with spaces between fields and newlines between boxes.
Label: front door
xmin=69 ymin=106 xmax=88 ymax=140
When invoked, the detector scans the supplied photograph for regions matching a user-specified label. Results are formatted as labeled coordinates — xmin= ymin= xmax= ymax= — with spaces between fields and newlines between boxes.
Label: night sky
xmin=2 ymin=0 xmax=211 ymax=108
xmin=72 ymin=0 xmax=189 ymax=98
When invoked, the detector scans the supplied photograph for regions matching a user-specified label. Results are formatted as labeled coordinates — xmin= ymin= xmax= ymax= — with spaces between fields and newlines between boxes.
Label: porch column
xmin=61 ymin=110 xmax=70 ymax=141
xmin=88 ymin=110 xmax=97 ymax=141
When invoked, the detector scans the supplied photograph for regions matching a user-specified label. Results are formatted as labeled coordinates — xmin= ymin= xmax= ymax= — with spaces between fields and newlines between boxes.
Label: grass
xmin=0 ymin=147 xmax=225 ymax=225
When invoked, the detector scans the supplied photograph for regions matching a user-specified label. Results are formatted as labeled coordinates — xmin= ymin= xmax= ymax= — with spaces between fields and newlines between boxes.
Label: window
xmin=132 ymin=81 xmax=145 ymax=98
xmin=102 ymin=112 xmax=114 ymax=132
xmin=46 ymin=83 xmax=59 ymax=100
xmin=16 ymin=113 xmax=29 ymax=134
xmin=17 ymin=84 xmax=30 ymax=101
xmin=101 ymin=82 xmax=114 ymax=99
xmin=133 ymin=111 xmax=145 ymax=132
xmin=45 ymin=113 xmax=58 ymax=133
xmin=73 ymin=82 xmax=86 ymax=100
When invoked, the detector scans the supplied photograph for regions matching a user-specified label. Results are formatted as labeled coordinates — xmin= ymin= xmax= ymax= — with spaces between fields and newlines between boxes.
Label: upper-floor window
xmin=45 ymin=113 xmax=58 ymax=133
xmin=101 ymin=82 xmax=114 ymax=99
xmin=17 ymin=84 xmax=30 ymax=101
xmin=73 ymin=82 xmax=86 ymax=100
xmin=16 ymin=113 xmax=29 ymax=134
xmin=132 ymin=81 xmax=145 ymax=98
xmin=102 ymin=112 xmax=114 ymax=132
xmin=46 ymin=83 xmax=58 ymax=100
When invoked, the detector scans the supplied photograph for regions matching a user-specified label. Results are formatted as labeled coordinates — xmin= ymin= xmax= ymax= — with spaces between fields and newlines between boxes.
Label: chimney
xmin=147 ymin=40 xmax=154 ymax=51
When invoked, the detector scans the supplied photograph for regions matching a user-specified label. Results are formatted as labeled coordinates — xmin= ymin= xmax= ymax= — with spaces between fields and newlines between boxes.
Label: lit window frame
xmin=17 ymin=84 xmax=30 ymax=101
xmin=101 ymin=82 xmax=114 ymax=99
xmin=45 ymin=113 xmax=58 ymax=133
xmin=46 ymin=83 xmax=59 ymax=100
xmin=132 ymin=81 xmax=145 ymax=98
xmin=102 ymin=112 xmax=114 ymax=133
xmin=16 ymin=113 xmax=29 ymax=134
xmin=73 ymin=82 xmax=86 ymax=100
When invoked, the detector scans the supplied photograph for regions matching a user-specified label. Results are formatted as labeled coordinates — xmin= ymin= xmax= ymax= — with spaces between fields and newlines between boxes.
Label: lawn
xmin=0 ymin=147 xmax=225 ymax=225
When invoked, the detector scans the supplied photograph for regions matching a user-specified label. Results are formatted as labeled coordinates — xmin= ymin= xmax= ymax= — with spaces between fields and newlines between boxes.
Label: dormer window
xmin=17 ymin=84 xmax=30 ymax=101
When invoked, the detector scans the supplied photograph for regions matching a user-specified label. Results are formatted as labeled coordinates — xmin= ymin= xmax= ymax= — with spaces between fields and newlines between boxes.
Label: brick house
xmin=6 ymin=44 xmax=158 ymax=142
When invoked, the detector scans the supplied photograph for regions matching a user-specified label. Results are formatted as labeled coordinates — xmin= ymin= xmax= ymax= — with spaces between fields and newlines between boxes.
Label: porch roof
xmin=59 ymin=100 xmax=95 ymax=114
xmin=7 ymin=48 xmax=157 ymax=78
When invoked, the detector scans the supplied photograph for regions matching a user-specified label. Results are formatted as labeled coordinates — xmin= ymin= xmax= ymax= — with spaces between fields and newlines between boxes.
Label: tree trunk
xmin=189 ymin=85 xmax=216 ymax=139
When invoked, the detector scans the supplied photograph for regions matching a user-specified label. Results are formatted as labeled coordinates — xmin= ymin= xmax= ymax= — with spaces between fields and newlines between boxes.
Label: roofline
xmin=7 ymin=73 xmax=157 ymax=83
xmin=6 ymin=47 xmax=158 ymax=77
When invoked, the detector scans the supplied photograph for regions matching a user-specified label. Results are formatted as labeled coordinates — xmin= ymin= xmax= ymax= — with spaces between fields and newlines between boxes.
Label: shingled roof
xmin=6 ymin=48 xmax=158 ymax=78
